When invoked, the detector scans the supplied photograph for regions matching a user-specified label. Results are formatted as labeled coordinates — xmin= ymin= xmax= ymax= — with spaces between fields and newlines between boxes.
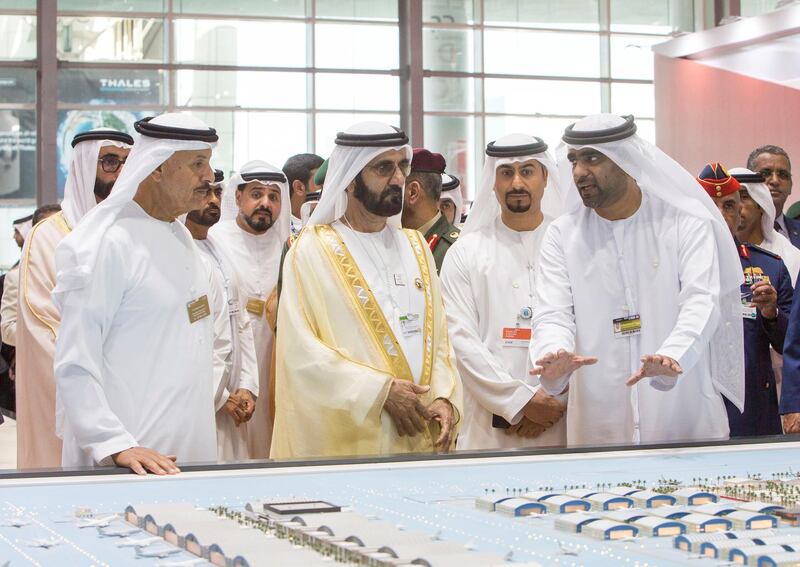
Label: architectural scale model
xmin=3 ymin=440 xmax=800 ymax=565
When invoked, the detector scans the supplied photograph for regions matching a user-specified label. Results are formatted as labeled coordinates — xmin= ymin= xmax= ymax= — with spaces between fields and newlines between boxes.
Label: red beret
xmin=411 ymin=148 xmax=446 ymax=174
xmin=696 ymin=162 xmax=741 ymax=198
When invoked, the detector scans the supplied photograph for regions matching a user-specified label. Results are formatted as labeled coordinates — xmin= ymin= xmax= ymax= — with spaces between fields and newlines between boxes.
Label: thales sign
xmin=98 ymin=78 xmax=152 ymax=91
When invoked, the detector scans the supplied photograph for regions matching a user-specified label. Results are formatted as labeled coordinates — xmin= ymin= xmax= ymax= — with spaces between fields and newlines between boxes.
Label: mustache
xmin=508 ymin=188 xmax=530 ymax=195
xmin=253 ymin=208 xmax=272 ymax=216
xmin=204 ymin=204 xmax=220 ymax=214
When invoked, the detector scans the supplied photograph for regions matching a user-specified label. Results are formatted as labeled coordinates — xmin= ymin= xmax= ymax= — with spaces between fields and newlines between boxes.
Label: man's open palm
xmin=530 ymin=349 xmax=598 ymax=380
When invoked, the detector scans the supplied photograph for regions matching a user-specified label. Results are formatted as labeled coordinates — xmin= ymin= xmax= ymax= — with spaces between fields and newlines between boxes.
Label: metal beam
xmin=36 ymin=0 xmax=58 ymax=206
xmin=399 ymin=0 xmax=424 ymax=144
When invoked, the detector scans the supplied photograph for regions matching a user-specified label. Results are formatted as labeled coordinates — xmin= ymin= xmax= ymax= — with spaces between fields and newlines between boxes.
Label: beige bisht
xmin=270 ymin=224 xmax=462 ymax=459
xmin=16 ymin=212 xmax=71 ymax=469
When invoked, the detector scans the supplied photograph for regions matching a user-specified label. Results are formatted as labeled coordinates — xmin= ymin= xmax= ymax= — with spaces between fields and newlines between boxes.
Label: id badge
xmin=502 ymin=326 xmax=532 ymax=348
xmin=613 ymin=314 xmax=641 ymax=338
xmin=187 ymin=295 xmax=211 ymax=324
xmin=227 ymin=298 xmax=240 ymax=316
xmin=246 ymin=297 xmax=266 ymax=317
xmin=400 ymin=313 xmax=422 ymax=336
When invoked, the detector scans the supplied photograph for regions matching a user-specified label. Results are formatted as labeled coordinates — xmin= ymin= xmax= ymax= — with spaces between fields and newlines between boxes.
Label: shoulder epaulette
xmin=747 ymin=243 xmax=782 ymax=260
xmin=441 ymin=227 xmax=460 ymax=244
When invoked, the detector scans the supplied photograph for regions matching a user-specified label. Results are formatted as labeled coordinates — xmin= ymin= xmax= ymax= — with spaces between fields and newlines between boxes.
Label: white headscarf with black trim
xmin=439 ymin=173 xmax=464 ymax=225
xmin=306 ymin=121 xmax=411 ymax=228
xmin=219 ymin=160 xmax=291 ymax=244
xmin=54 ymin=113 xmax=217 ymax=305
xmin=732 ymin=166 xmax=800 ymax=286
xmin=462 ymin=133 xmax=562 ymax=237
xmin=61 ymin=130 xmax=134 ymax=228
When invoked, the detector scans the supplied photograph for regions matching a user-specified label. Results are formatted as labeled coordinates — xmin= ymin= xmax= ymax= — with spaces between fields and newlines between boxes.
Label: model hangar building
xmin=124 ymin=500 xmax=539 ymax=567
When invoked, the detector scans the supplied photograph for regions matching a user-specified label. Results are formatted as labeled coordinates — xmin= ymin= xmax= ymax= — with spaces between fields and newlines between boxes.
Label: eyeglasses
xmin=759 ymin=168 xmax=792 ymax=182
xmin=367 ymin=160 xmax=411 ymax=179
xmin=98 ymin=155 xmax=126 ymax=173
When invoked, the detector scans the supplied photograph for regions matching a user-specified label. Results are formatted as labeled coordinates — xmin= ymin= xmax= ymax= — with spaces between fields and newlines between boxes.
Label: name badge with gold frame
xmin=246 ymin=297 xmax=266 ymax=317
xmin=187 ymin=295 xmax=211 ymax=324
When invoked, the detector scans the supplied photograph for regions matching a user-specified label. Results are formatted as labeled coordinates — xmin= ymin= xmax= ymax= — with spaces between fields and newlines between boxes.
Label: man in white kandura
xmin=16 ymin=128 xmax=132 ymax=470
xmin=441 ymin=134 xmax=567 ymax=450
xmin=530 ymin=114 xmax=744 ymax=446
xmin=271 ymin=121 xmax=462 ymax=459
xmin=54 ymin=114 xmax=229 ymax=475
xmin=185 ymin=169 xmax=259 ymax=461
xmin=211 ymin=160 xmax=290 ymax=459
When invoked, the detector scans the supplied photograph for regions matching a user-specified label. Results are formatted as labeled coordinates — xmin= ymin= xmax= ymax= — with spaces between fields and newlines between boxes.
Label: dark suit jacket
xmin=783 ymin=215 xmax=800 ymax=248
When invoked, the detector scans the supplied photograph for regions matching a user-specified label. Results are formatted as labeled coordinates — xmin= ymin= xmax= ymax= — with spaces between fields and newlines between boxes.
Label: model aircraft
xmin=25 ymin=537 xmax=61 ymax=549
xmin=116 ymin=535 xmax=162 ymax=548
xmin=135 ymin=545 xmax=181 ymax=559
xmin=76 ymin=514 xmax=117 ymax=528
xmin=0 ymin=517 xmax=30 ymax=528
xmin=98 ymin=524 xmax=140 ymax=537
xmin=558 ymin=542 xmax=579 ymax=556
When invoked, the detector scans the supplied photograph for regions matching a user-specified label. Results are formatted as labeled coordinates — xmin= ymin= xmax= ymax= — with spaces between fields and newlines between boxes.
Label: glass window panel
xmin=423 ymin=27 xmax=474 ymax=73
xmin=423 ymin=0 xmax=475 ymax=25
xmin=315 ymin=23 xmax=398 ymax=70
xmin=186 ymin=110 xmax=308 ymax=179
xmin=740 ymin=0 xmax=778 ymax=18
xmin=0 ymin=68 xmax=35 ymax=104
xmin=315 ymin=74 xmax=398 ymax=111
xmin=610 ymin=0 xmax=693 ymax=33
xmin=58 ymin=0 xmax=165 ymax=12
xmin=176 ymin=70 xmax=306 ymax=109
xmin=424 ymin=77 xmax=475 ymax=113
xmin=424 ymin=114 xmax=476 ymax=203
xmin=314 ymin=112 xmax=399 ymax=158
xmin=635 ymin=117 xmax=655 ymax=144
xmin=316 ymin=0 xmax=397 ymax=21
xmin=484 ymin=29 xmax=601 ymax=77
xmin=484 ymin=115 xmax=574 ymax=153
xmin=175 ymin=19 xmax=305 ymax=67
xmin=57 ymin=17 xmax=165 ymax=63
xmin=57 ymin=109 xmax=145 ymax=199
xmin=484 ymin=0 xmax=599 ymax=31
xmin=0 ymin=205 xmax=35 ymax=270
xmin=174 ymin=0 xmax=304 ymax=17
xmin=59 ymin=68 xmax=166 ymax=105
xmin=0 ymin=109 xmax=36 ymax=201
xmin=610 ymin=82 xmax=654 ymax=118
xmin=0 ymin=15 xmax=37 ymax=61
xmin=0 ymin=1 xmax=35 ymax=8
xmin=484 ymin=78 xmax=600 ymax=115
xmin=609 ymin=34 xmax=666 ymax=80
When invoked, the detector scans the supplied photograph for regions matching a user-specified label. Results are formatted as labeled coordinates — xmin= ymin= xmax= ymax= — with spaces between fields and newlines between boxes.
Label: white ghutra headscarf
xmin=462 ymin=133 xmax=562 ymax=237
xmin=306 ymin=121 xmax=411 ymax=228
xmin=61 ymin=129 xmax=134 ymax=228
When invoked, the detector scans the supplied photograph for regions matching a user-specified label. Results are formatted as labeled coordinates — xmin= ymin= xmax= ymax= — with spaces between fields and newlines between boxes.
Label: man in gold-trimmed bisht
xmin=16 ymin=128 xmax=133 ymax=469
xmin=270 ymin=121 xmax=462 ymax=459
